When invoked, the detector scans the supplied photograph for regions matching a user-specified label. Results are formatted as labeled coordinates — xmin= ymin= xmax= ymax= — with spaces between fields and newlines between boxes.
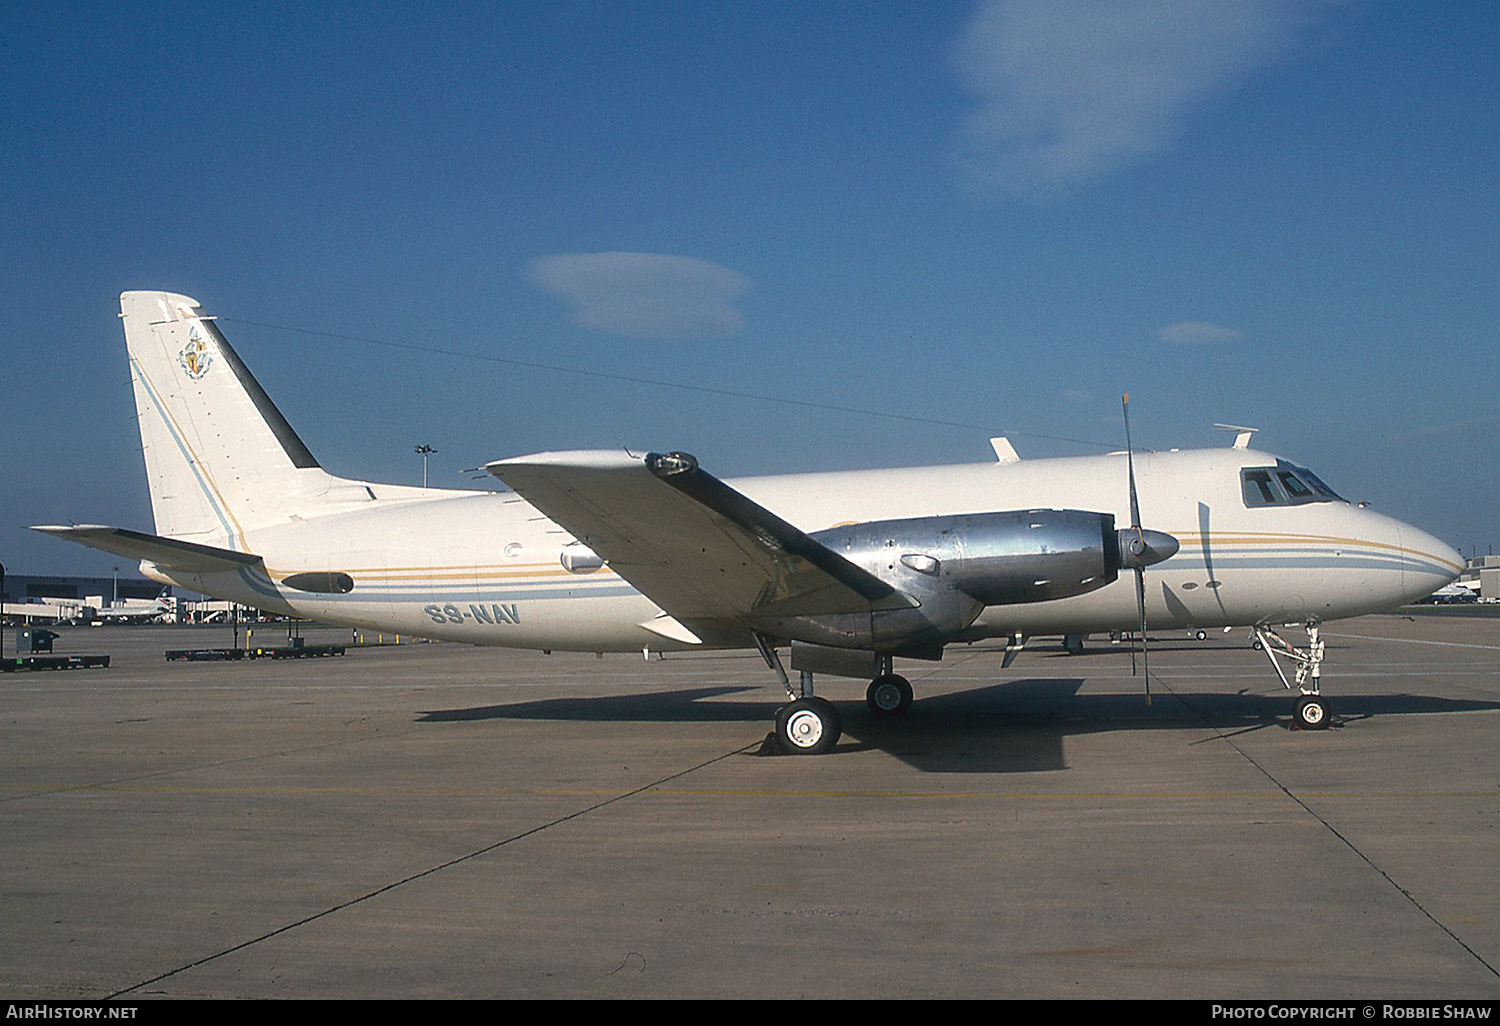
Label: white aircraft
xmin=0 ymin=592 xmax=168 ymax=626
xmin=35 ymin=291 xmax=1462 ymax=753
xmin=89 ymin=591 xmax=174 ymax=624
xmin=1425 ymin=580 xmax=1481 ymax=603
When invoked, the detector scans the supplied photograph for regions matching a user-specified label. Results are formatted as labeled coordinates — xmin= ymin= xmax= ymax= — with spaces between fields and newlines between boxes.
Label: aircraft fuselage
xmin=144 ymin=446 xmax=1459 ymax=652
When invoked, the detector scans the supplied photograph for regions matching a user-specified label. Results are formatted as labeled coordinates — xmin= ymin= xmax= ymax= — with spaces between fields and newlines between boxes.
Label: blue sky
xmin=3 ymin=1 xmax=1498 ymax=577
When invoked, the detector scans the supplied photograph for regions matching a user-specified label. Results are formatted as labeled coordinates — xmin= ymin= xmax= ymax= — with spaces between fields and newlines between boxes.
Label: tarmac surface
xmin=1 ymin=615 xmax=1497 ymax=999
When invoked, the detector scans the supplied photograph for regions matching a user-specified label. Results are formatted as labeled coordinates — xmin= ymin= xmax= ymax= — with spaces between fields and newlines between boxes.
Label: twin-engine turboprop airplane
xmin=36 ymin=292 xmax=1462 ymax=753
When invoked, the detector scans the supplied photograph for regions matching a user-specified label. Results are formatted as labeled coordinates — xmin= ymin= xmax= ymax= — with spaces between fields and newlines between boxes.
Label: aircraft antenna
xmin=1213 ymin=423 xmax=1259 ymax=450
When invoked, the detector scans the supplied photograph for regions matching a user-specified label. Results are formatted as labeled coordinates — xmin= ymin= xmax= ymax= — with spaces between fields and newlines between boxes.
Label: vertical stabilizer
xmin=121 ymin=291 xmax=335 ymax=548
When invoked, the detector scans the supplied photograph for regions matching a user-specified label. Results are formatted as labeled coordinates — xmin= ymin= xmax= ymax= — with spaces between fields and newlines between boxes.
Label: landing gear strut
xmin=1252 ymin=623 xmax=1331 ymax=730
xmin=755 ymin=634 xmax=844 ymax=755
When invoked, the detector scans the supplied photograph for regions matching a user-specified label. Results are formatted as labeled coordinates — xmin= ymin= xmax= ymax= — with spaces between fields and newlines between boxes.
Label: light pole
xmin=113 ymin=566 xmax=119 ymax=607
xmin=415 ymin=445 xmax=436 ymax=490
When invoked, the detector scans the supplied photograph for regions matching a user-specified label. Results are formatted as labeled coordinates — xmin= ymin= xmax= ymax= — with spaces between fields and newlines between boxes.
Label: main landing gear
xmin=768 ymin=666 xmax=844 ymax=755
xmin=776 ymin=667 xmax=914 ymax=754
xmin=866 ymin=673 xmax=914 ymax=717
xmin=1252 ymin=623 xmax=1332 ymax=730
xmin=775 ymin=695 xmax=842 ymax=755
xmin=754 ymin=635 xmax=843 ymax=755
xmin=754 ymin=638 xmax=914 ymax=754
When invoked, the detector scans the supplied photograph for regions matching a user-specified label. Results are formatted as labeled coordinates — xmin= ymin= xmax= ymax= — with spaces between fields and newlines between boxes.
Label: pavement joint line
xmin=1160 ymin=673 xmax=1500 ymax=983
xmin=1323 ymin=632 xmax=1500 ymax=652
xmin=103 ymin=739 xmax=761 ymax=999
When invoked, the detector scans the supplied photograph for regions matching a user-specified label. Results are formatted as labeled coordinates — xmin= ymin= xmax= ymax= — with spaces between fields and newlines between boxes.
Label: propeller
xmin=1119 ymin=394 xmax=1180 ymax=704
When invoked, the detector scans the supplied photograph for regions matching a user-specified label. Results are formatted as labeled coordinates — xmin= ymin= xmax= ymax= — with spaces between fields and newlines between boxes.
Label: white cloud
xmin=1157 ymin=321 xmax=1241 ymax=344
xmin=527 ymin=252 xmax=751 ymax=340
xmin=953 ymin=0 xmax=1328 ymax=198
xmin=1395 ymin=414 xmax=1500 ymax=442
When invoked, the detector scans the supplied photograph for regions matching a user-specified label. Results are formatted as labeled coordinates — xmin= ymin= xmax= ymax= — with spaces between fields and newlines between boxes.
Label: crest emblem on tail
xmin=178 ymin=326 xmax=212 ymax=379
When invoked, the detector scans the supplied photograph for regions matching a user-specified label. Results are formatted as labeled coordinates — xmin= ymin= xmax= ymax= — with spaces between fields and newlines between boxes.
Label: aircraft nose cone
xmin=1117 ymin=529 xmax=1180 ymax=570
xmin=1399 ymin=523 xmax=1464 ymax=602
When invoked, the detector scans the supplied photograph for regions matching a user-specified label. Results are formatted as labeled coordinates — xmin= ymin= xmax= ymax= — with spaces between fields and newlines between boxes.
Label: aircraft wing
xmin=486 ymin=451 xmax=914 ymax=632
xmin=30 ymin=525 xmax=264 ymax=573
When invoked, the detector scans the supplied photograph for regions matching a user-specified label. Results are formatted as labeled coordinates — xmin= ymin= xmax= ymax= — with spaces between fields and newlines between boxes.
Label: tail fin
xmin=121 ymin=291 xmax=349 ymax=549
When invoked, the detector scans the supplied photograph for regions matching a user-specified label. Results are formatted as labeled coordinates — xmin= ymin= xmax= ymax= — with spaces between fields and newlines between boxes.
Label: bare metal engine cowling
xmin=747 ymin=509 xmax=1124 ymax=654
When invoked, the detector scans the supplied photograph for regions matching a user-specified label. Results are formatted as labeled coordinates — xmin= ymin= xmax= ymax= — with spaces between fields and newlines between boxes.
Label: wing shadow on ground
xmin=417 ymin=678 xmax=1500 ymax=774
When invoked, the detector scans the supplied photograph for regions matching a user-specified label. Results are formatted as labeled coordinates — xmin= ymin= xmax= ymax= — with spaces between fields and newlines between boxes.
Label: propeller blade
xmin=1123 ymin=394 xmax=1142 ymax=532
xmin=1135 ymin=565 xmax=1152 ymax=704
xmin=1123 ymin=393 xmax=1151 ymax=704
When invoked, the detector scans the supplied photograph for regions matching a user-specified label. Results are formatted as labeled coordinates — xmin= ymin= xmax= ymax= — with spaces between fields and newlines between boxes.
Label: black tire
xmin=775 ymin=697 xmax=842 ymax=755
xmin=1294 ymin=695 xmax=1330 ymax=731
xmin=865 ymin=674 xmax=914 ymax=717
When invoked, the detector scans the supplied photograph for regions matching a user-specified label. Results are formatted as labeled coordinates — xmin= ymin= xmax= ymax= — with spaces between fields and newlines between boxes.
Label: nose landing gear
xmin=1252 ymin=623 xmax=1332 ymax=730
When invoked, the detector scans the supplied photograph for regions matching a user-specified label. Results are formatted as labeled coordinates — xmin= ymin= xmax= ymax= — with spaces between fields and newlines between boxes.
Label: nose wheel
xmin=1294 ymin=694 xmax=1330 ymax=731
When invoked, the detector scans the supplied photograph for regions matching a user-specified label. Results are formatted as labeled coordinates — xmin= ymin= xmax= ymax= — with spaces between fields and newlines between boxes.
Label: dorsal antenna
xmin=1214 ymin=423 xmax=1260 ymax=450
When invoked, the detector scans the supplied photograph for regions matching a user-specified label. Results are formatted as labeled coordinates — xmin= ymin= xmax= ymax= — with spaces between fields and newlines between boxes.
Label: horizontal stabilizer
xmin=31 ymin=525 xmax=264 ymax=573
xmin=486 ymin=450 xmax=913 ymax=627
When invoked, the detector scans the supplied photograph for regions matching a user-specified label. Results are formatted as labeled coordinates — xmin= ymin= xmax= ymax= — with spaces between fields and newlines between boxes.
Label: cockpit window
xmin=1242 ymin=469 xmax=1284 ymax=507
xmin=1277 ymin=471 xmax=1313 ymax=500
xmin=1241 ymin=462 xmax=1347 ymax=508
xmin=1296 ymin=467 xmax=1345 ymax=501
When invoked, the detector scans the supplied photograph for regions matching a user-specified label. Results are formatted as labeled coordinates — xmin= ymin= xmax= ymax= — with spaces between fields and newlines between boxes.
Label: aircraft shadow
xmin=418 ymin=679 xmax=1500 ymax=774
xmin=1019 ymin=639 xmax=1359 ymax=660
xmin=419 ymin=686 xmax=766 ymax=724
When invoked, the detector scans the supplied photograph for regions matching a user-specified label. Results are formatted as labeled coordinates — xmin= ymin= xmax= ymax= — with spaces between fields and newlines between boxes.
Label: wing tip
xmin=485 ymin=449 xmax=650 ymax=476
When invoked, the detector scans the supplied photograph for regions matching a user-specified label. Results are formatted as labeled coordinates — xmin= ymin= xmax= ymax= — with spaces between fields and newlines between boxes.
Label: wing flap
xmin=486 ymin=450 xmax=911 ymax=626
xmin=31 ymin=525 xmax=264 ymax=573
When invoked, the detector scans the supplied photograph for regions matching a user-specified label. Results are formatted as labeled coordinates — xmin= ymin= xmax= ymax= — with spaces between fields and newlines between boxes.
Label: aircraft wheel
xmin=1194 ymin=629 xmax=1208 ymax=641
xmin=776 ymin=698 xmax=842 ymax=755
xmin=1294 ymin=695 xmax=1330 ymax=731
xmin=866 ymin=674 xmax=913 ymax=717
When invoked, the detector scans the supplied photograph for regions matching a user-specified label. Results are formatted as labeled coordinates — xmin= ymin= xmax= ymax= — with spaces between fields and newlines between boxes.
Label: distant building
xmin=1 ymin=573 xmax=167 ymax=604
xmin=1465 ymin=555 xmax=1500 ymax=601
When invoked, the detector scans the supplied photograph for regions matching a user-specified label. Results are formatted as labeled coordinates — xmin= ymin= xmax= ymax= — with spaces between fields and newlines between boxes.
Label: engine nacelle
xmin=746 ymin=509 xmax=1175 ymax=655
xmin=813 ymin=509 xmax=1122 ymax=607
